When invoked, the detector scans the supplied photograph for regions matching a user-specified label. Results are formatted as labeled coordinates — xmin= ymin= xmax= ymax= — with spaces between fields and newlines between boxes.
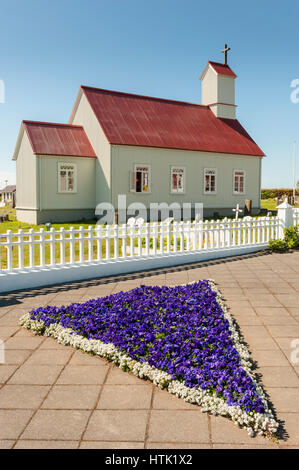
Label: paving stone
xmin=210 ymin=415 xmax=274 ymax=445
xmin=0 ymin=410 xmax=33 ymax=439
xmin=267 ymin=388 xmax=299 ymax=412
xmin=84 ymin=410 xmax=148 ymax=441
xmin=25 ymin=349 xmax=73 ymax=365
xmin=146 ymin=443 xmax=211 ymax=449
xmin=8 ymin=365 xmax=64 ymax=385
xmin=0 ymin=385 xmax=50 ymax=409
xmin=236 ymin=316 xmax=263 ymax=326
xmin=38 ymin=337 xmax=73 ymax=350
xmin=69 ymin=350 xmax=108 ymax=366
xmin=42 ymin=385 xmax=100 ymax=410
xmin=0 ymin=365 xmax=19 ymax=384
xmin=241 ymin=325 xmax=271 ymax=339
xmin=80 ymin=441 xmax=144 ymax=449
xmin=267 ymin=325 xmax=299 ymax=338
xmin=212 ymin=443 xmax=279 ymax=449
xmin=275 ymin=294 xmax=299 ymax=308
xmin=278 ymin=413 xmax=299 ymax=445
xmin=106 ymin=367 xmax=145 ymax=385
xmin=250 ymin=294 xmax=283 ymax=307
xmin=267 ymin=284 xmax=296 ymax=294
xmin=152 ymin=389 xmax=198 ymax=410
xmin=148 ymin=410 xmax=209 ymax=443
xmin=257 ymin=367 xmax=299 ymax=388
xmin=287 ymin=308 xmax=299 ymax=317
xmin=14 ymin=440 xmax=78 ymax=449
xmin=259 ymin=315 xmax=297 ymax=326
xmin=243 ymin=336 xmax=280 ymax=352
xmin=97 ymin=384 xmax=152 ymax=410
xmin=57 ymin=365 xmax=109 ymax=385
xmin=253 ymin=350 xmax=290 ymax=367
xmin=0 ymin=310 xmax=28 ymax=326
xmin=0 ymin=327 xmax=20 ymax=340
xmin=0 ymin=440 xmax=14 ymax=449
xmin=21 ymin=410 xmax=90 ymax=440
xmin=4 ymin=336 xmax=44 ymax=350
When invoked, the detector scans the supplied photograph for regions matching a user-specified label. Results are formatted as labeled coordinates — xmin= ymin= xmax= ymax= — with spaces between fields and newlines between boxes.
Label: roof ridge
xmin=23 ymin=120 xmax=83 ymax=129
xmin=81 ymin=85 xmax=209 ymax=108
xmin=208 ymin=60 xmax=231 ymax=67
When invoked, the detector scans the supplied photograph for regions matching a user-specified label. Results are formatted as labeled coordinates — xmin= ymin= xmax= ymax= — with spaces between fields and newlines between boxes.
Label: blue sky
xmin=0 ymin=0 xmax=298 ymax=189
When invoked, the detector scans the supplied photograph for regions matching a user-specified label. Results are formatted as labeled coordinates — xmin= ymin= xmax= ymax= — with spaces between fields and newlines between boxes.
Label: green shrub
xmin=268 ymin=239 xmax=288 ymax=252
xmin=269 ymin=225 xmax=299 ymax=252
xmin=284 ymin=226 xmax=299 ymax=248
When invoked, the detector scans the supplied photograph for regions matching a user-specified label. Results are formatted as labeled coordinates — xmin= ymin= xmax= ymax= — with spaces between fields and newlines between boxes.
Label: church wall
xmin=15 ymin=130 xmax=38 ymax=212
xmin=111 ymin=144 xmax=262 ymax=219
xmin=37 ymin=155 xmax=96 ymax=215
xmin=70 ymin=92 xmax=111 ymax=205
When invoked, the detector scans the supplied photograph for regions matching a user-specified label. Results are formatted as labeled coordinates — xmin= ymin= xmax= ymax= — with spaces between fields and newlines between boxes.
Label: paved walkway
xmin=0 ymin=250 xmax=299 ymax=449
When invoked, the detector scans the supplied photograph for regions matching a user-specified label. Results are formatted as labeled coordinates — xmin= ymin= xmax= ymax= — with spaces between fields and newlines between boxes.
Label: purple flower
xmin=28 ymin=281 xmax=265 ymax=413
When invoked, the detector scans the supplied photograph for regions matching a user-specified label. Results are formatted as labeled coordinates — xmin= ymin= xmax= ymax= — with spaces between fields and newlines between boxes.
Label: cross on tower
xmin=221 ymin=44 xmax=231 ymax=65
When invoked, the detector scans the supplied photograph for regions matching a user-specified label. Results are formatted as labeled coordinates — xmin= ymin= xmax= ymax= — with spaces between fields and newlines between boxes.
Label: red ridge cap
xmin=23 ymin=120 xmax=83 ymax=129
xmin=81 ymin=85 xmax=208 ymax=108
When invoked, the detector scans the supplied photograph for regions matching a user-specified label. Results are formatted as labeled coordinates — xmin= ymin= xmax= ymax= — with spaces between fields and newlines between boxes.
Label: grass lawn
xmin=0 ymin=207 xmax=98 ymax=234
xmin=260 ymin=199 xmax=278 ymax=211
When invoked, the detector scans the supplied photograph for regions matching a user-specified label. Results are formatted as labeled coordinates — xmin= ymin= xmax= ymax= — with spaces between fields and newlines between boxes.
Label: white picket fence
xmin=0 ymin=217 xmax=281 ymax=273
xmin=0 ymin=216 xmax=283 ymax=293
xmin=293 ymin=208 xmax=299 ymax=226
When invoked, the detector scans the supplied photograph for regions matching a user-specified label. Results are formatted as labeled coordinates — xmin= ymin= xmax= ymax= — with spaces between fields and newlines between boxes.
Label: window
xmin=130 ymin=165 xmax=151 ymax=193
xmin=204 ymin=169 xmax=217 ymax=193
xmin=58 ymin=163 xmax=77 ymax=193
xmin=171 ymin=167 xmax=185 ymax=193
xmin=233 ymin=170 xmax=245 ymax=194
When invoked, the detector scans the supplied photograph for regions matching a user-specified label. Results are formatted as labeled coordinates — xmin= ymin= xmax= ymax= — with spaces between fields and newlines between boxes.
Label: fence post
xmin=277 ymin=200 xmax=293 ymax=239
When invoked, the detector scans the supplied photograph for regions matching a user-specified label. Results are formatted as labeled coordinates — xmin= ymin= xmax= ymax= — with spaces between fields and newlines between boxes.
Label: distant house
xmin=12 ymin=59 xmax=264 ymax=224
xmin=0 ymin=185 xmax=16 ymax=207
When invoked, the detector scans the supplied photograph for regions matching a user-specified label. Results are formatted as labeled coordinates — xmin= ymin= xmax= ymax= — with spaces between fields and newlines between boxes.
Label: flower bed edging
xmin=19 ymin=280 xmax=278 ymax=439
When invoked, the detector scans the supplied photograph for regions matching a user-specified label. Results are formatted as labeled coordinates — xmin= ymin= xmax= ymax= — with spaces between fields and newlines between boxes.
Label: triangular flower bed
xmin=20 ymin=280 xmax=277 ymax=438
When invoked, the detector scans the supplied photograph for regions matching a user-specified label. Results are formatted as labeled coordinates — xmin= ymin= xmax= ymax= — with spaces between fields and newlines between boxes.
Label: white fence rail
xmin=293 ymin=209 xmax=299 ymax=226
xmin=0 ymin=217 xmax=281 ymax=274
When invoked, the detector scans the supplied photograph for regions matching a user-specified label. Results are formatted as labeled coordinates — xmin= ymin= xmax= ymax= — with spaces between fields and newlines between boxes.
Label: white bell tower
xmin=200 ymin=45 xmax=237 ymax=119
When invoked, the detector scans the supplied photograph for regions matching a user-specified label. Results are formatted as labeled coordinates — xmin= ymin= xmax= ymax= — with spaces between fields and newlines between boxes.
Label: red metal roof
xmin=23 ymin=121 xmax=96 ymax=158
xmin=207 ymin=61 xmax=237 ymax=78
xmin=81 ymin=87 xmax=264 ymax=156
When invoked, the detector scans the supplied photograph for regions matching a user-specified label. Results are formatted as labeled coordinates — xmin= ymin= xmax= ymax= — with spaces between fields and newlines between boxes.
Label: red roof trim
xmin=23 ymin=120 xmax=84 ymax=128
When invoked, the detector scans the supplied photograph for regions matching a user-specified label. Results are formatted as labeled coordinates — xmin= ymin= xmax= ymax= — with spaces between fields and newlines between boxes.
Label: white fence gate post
xmin=277 ymin=200 xmax=293 ymax=238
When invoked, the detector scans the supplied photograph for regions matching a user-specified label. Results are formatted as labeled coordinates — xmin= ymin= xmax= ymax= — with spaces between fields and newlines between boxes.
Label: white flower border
xmin=19 ymin=280 xmax=278 ymax=439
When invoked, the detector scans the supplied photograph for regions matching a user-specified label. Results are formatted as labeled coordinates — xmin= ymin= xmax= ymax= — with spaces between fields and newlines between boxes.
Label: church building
xmin=13 ymin=52 xmax=264 ymax=224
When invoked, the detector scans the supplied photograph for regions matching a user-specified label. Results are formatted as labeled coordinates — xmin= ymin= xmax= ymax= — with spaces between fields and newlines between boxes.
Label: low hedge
xmin=261 ymin=189 xmax=299 ymax=200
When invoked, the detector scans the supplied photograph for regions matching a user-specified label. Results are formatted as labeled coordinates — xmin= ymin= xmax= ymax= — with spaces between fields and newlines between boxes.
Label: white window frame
xmin=204 ymin=168 xmax=217 ymax=194
xmin=233 ymin=169 xmax=246 ymax=195
xmin=131 ymin=164 xmax=151 ymax=193
xmin=58 ymin=162 xmax=77 ymax=193
xmin=170 ymin=166 xmax=185 ymax=194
